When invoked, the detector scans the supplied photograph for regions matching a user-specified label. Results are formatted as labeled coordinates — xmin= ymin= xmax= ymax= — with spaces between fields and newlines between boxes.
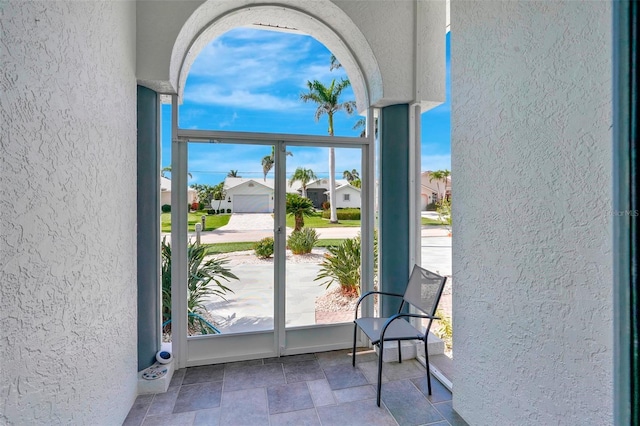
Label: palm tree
xmin=329 ymin=54 xmax=341 ymax=71
xmin=227 ymin=170 xmax=239 ymax=177
xmin=261 ymin=146 xmax=292 ymax=181
xmin=352 ymin=117 xmax=379 ymax=138
xmin=161 ymin=165 xmax=192 ymax=179
xmin=289 ymin=167 xmax=318 ymax=198
xmin=286 ymin=193 xmax=315 ymax=232
xmin=343 ymin=169 xmax=359 ymax=183
xmin=300 ymin=78 xmax=356 ymax=223
xmin=261 ymin=155 xmax=274 ymax=181
xmin=429 ymin=169 xmax=451 ymax=202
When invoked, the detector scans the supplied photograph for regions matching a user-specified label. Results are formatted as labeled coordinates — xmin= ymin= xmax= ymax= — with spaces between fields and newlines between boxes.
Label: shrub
xmin=426 ymin=202 xmax=438 ymax=211
xmin=206 ymin=209 xmax=215 ymax=215
xmin=436 ymin=198 xmax=452 ymax=230
xmin=226 ymin=209 xmax=231 ymax=214
xmin=254 ymin=237 xmax=274 ymax=259
xmin=321 ymin=201 xmax=330 ymax=210
xmin=191 ymin=202 xmax=199 ymax=211
xmin=315 ymin=236 xmax=361 ymax=296
xmin=161 ymin=204 xmax=171 ymax=213
xmin=321 ymin=208 xmax=361 ymax=220
xmin=198 ymin=202 xmax=205 ymax=210
xmin=315 ymin=231 xmax=377 ymax=297
xmin=434 ymin=308 xmax=453 ymax=351
xmin=287 ymin=228 xmax=318 ymax=255
xmin=161 ymin=237 xmax=237 ymax=335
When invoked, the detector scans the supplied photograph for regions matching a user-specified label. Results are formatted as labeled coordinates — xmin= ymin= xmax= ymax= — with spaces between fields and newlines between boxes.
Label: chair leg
xmin=352 ymin=323 xmax=358 ymax=367
xmin=377 ymin=340 xmax=384 ymax=407
xmin=424 ymin=338 xmax=432 ymax=395
xmin=397 ymin=340 xmax=402 ymax=363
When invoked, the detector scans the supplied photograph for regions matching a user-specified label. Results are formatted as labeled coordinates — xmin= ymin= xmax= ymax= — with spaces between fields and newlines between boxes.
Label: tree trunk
xmin=295 ymin=214 xmax=304 ymax=232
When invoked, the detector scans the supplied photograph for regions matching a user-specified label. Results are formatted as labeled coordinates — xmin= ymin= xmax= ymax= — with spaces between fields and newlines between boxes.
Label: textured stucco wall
xmin=451 ymin=2 xmax=613 ymax=424
xmin=137 ymin=0 xmax=445 ymax=110
xmin=1 ymin=1 xmax=138 ymax=424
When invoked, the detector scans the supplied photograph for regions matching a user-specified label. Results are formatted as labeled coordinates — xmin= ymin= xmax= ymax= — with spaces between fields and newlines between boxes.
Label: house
xmin=160 ymin=176 xmax=198 ymax=206
xmin=295 ymin=178 xmax=358 ymax=209
xmin=3 ymin=1 xmax=625 ymax=425
xmin=420 ymin=171 xmax=451 ymax=210
xmin=223 ymin=177 xmax=299 ymax=212
xmin=326 ymin=183 xmax=361 ymax=209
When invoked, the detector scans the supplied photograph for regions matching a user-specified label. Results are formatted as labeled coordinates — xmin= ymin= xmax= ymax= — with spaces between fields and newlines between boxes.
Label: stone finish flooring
xmin=124 ymin=349 xmax=467 ymax=426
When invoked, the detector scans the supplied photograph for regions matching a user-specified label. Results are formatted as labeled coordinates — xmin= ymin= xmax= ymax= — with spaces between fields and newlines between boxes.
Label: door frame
xmin=170 ymin=97 xmax=376 ymax=367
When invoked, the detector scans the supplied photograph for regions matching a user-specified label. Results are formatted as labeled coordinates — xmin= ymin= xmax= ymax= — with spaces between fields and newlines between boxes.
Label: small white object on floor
xmin=141 ymin=363 xmax=168 ymax=380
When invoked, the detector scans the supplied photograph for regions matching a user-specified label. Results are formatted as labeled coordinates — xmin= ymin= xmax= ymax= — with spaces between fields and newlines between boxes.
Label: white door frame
xmin=171 ymin=99 xmax=376 ymax=366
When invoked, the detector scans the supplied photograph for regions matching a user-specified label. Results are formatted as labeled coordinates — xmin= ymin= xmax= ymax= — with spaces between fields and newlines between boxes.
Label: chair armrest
xmin=354 ymin=291 xmax=405 ymax=320
xmin=380 ymin=313 xmax=441 ymax=339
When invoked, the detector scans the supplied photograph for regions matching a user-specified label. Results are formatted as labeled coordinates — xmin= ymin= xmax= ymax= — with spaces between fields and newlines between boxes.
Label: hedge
xmin=321 ymin=208 xmax=361 ymax=220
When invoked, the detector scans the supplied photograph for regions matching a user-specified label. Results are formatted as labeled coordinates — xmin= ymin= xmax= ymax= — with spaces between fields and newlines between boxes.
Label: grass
xmin=421 ymin=217 xmax=446 ymax=226
xmin=201 ymin=238 xmax=347 ymax=256
xmin=161 ymin=211 xmax=231 ymax=233
xmin=202 ymin=242 xmax=255 ymax=255
xmin=287 ymin=212 xmax=360 ymax=228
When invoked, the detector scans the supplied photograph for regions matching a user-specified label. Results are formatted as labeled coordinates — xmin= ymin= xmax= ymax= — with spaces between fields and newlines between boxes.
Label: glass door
xmin=283 ymin=145 xmax=367 ymax=354
xmin=171 ymin=123 xmax=375 ymax=367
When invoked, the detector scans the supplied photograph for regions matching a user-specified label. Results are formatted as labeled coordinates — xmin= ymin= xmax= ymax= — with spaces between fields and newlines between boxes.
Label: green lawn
xmin=421 ymin=217 xmax=446 ymax=226
xmin=202 ymin=241 xmax=255 ymax=255
xmin=202 ymin=238 xmax=347 ymax=256
xmin=287 ymin=212 xmax=360 ymax=228
xmin=161 ymin=211 xmax=231 ymax=233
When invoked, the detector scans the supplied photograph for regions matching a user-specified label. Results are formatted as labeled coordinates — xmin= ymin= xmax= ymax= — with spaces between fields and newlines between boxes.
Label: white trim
xmin=170 ymin=94 xmax=188 ymax=369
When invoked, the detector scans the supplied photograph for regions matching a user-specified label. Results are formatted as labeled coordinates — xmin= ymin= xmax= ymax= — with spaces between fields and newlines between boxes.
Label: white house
xmin=224 ymin=177 xmax=299 ymax=213
xmin=160 ymin=176 xmax=198 ymax=206
xmin=326 ymin=183 xmax=361 ymax=209
xmin=420 ymin=171 xmax=451 ymax=210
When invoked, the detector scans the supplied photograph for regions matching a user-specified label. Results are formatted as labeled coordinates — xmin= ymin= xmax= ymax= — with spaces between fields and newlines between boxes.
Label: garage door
xmin=233 ymin=195 xmax=270 ymax=213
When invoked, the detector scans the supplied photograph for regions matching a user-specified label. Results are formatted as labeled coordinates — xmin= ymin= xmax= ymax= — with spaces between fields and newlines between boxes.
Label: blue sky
xmin=161 ymin=28 xmax=450 ymax=186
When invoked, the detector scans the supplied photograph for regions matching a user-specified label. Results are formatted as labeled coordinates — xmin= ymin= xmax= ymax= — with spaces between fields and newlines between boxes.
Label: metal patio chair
xmin=352 ymin=264 xmax=447 ymax=406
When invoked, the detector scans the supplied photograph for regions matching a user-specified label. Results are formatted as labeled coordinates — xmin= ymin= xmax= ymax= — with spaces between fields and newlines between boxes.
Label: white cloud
xmin=185 ymin=84 xmax=302 ymax=111
xmin=219 ymin=112 xmax=238 ymax=128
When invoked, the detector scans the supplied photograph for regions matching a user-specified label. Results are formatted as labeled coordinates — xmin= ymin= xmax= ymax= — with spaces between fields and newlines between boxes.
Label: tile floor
xmin=124 ymin=349 xmax=467 ymax=426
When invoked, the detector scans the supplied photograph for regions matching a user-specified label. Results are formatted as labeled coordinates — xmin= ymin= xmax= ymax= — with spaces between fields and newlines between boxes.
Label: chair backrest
xmin=402 ymin=265 xmax=447 ymax=316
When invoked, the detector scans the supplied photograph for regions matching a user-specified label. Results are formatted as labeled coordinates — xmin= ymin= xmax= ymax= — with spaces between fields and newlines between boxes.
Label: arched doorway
xmin=168 ymin=3 xmax=380 ymax=368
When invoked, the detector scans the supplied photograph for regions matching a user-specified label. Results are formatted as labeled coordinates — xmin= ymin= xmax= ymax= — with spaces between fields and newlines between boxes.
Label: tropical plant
xmin=261 ymin=155 xmax=274 ymax=181
xmin=428 ymin=169 xmax=451 ymax=202
xmin=289 ymin=167 xmax=318 ymax=198
xmin=254 ymin=237 xmax=274 ymax=259
xmin=287 ymin=228 xmax=318 ymax=255
xmin=191 ymin=184 xmax=216 ymax=206
xmin=227 ymin=170 xmax=240 ymax=177
xmin=300 ymin=78 xmax=356 ymax=223
xmin=211 ymin=182 xmax=226 ymax=211
xmin=315 ymin=236 xmax=361 ymax=296
xmin=436 ymin=198 xmax=452 ymax=233
xmin=286 ymin=193 xmax=315 ymax=232
xmin=352 ymin=116 xmax=379 ymax=138
xmin=434 ymin=308 xmax=453 ymax=351
xmin=161 ymin=237 xmax=237 ymax=335
xmin=261 ymin=145 xmax=292 ymax=181
xmin=343 ymin=169 xmax=359 ymax=183
xmin=161 ymin=165 xmax=192 ymax=179
xmin=351 ymin=179 xmax=362 ymax=189
xmin=329 ymin=54 xmax=341 ymax=71
xmin=315 ymin=231 xmax=378 ymax=297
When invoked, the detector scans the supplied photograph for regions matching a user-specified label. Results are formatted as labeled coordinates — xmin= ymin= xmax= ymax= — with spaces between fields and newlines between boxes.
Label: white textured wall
xmin=451 ymin=2 xmax=613 ymax=424
xmin=1 ymin=1 xmax=138 ymax=424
